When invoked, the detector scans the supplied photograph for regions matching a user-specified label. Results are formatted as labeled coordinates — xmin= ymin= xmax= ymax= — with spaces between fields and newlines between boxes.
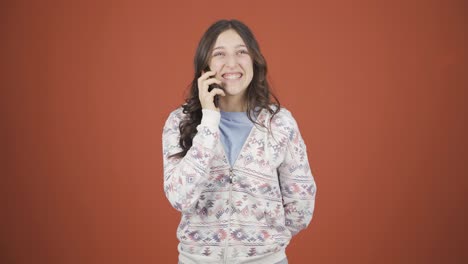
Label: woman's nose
xmin=225 ymin=54 xmax=238 ymax=68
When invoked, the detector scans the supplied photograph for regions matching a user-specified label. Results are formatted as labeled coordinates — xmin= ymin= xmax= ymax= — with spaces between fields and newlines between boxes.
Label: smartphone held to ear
xmin=208 ymin=83 xmax=224 ymax=108
xmin=205 ymin=67 xmax=224 ymax=108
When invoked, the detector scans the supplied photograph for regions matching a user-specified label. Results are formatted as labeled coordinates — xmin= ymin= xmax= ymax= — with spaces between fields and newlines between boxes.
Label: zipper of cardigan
xmin=224 ymin=167 xmax=234 ymax=264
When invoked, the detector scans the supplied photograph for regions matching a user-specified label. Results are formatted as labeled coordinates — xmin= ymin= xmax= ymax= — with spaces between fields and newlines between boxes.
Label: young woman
xmin=162 ymin=19 xmax=317 ymax=264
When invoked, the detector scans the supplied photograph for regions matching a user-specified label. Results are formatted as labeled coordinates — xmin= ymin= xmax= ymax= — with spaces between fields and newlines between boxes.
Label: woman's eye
xmin=237 ymin=50 xmax=249 ymax=55
xmin=213 ymin=52 xmax=224 ymax=57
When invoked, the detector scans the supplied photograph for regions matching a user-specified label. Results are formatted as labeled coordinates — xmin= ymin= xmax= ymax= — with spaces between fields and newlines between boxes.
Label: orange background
xmin=2 ymin=0 xmax=467 ymax=263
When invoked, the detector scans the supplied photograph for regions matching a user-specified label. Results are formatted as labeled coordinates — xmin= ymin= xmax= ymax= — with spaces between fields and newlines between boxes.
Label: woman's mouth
xmin=222 ymin=72 xmax=243 ymax=80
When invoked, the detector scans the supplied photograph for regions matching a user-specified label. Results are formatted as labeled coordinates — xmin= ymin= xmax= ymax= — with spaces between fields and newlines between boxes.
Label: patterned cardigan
xmin=162 ymin=105 xmax=317 ymax=264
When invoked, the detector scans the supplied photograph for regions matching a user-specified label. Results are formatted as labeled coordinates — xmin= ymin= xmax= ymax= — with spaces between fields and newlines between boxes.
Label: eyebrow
xmin=212 ymin=44 xmax=247 ymax=51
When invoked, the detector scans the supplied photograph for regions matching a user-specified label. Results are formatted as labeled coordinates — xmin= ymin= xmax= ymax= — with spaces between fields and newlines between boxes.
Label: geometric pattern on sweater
xmin=162 ymin=105 xmax=317 ymax=263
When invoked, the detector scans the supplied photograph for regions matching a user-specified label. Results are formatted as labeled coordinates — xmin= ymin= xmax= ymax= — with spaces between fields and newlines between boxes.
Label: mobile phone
xmin=204 ymin=67 xmax=224 ymax=107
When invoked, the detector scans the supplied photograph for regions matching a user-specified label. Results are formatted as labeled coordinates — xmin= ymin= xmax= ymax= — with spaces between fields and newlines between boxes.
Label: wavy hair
xmin=170 ymin=19 xmax=281 ymax=159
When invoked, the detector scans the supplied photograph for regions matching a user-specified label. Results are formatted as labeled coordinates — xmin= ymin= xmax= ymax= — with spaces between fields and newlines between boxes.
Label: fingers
xmin=203 ymin=79 xmax=222 ymax=92
xmin=200 ymin=70 xmax=216 ymax=79
xmin=198 ymin=69 xmax=225 ymax=110
xmin=204 ymin=78 xmax=222 ymax=89
xmin=201 ymin=87 xmax=225 ymax=110
xmin=198 ymin=71 xmax=222 ymax=93
xmin=199 ymin=71 xmax=216 ymax=90
xmin=209 ymin=87 xmax=226 ymax=97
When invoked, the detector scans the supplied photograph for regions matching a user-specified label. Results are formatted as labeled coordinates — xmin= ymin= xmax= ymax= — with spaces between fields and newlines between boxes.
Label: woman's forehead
xmin=213 ymin=29 xmax=246 ymax=49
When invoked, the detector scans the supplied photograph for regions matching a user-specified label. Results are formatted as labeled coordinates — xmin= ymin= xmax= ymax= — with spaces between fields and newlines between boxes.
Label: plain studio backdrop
xmin=2 ymin=0 xmax=467 ymax=263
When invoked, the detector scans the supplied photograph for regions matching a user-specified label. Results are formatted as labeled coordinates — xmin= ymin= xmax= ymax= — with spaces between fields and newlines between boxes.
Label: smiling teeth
xmin=223 ymin=73 xmax=242 ymax=79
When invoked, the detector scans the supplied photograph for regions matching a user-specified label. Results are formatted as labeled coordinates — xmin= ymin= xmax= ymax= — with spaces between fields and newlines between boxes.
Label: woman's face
xmin=208 ymin=29 xmax=254 ymax=99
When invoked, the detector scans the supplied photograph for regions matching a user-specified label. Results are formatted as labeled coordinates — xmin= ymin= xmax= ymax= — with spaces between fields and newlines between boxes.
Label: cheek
xmin=209 ymin=60 xmax=223 ymax=71
xmin=239 ymin=59 xmax=253 ymax=75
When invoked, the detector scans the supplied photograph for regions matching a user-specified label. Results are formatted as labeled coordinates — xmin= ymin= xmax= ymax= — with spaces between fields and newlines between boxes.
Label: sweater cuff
xmin=200 ymin=109 xmax=221 ymax=129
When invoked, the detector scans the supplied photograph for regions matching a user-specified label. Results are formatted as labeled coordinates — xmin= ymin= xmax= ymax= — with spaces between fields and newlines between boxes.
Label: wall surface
xmin=2 ymin=0 xmax=467 ymax=263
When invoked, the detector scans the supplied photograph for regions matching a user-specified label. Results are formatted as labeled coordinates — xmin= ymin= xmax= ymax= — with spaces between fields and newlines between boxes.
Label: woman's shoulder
xmin=267 ymin=104 xmax=297 ymax=122
xmin=267 ymin=104 xmax=301 ymax=134
xmin=163 ymin=106 xmax=185 ymax=128
xmin=168 ymin=105 xmax=185 ymax=118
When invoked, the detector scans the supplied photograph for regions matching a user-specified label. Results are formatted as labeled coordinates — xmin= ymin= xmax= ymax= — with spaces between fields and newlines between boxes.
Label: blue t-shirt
xmin=219 ymin=110 xmax=258 ymax=167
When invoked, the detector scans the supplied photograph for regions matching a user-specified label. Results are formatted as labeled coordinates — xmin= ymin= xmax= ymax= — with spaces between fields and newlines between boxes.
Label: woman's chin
xmin=221 ymin=85 xmax=247 ymax=97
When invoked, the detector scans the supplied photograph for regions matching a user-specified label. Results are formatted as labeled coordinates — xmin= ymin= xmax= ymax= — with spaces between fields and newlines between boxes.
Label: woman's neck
xmin=219 ymin=95 xmax=247 ymax=112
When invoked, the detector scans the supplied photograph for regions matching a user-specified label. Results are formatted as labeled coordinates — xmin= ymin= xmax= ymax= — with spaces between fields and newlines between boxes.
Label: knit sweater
xmin=162 ymin=105 xmax=317 ymax=264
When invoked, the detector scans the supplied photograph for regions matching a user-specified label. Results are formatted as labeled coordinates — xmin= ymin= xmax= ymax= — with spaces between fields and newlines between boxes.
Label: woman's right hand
xmin=198 ymin=70 xmax=226 ymax=111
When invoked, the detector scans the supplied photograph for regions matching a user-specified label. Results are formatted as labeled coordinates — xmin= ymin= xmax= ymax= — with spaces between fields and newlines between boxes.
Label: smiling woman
xmin=209 ymin=30 xmax=254 ymax=105
xmin=162 ymin=19 xmax=317 ymax=264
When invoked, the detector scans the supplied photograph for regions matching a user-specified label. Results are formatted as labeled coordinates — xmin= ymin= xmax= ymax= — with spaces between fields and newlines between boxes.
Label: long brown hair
xmin=170 ymin=19 xmax=281 ymax=159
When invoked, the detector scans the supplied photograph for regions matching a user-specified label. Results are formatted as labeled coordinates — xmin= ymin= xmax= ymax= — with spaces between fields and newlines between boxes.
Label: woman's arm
xmin=162 ymin=108 xmax=221 ymax=213
xmin=277 ymin=110 xmax=317 ymax=236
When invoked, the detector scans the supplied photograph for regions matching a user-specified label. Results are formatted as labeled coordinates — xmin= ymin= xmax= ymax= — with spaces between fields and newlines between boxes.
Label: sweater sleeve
xmin=277 ymin=110 xmax=317 ymax=236
xmin=162 ymin=108 xmax=221 ymax=213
